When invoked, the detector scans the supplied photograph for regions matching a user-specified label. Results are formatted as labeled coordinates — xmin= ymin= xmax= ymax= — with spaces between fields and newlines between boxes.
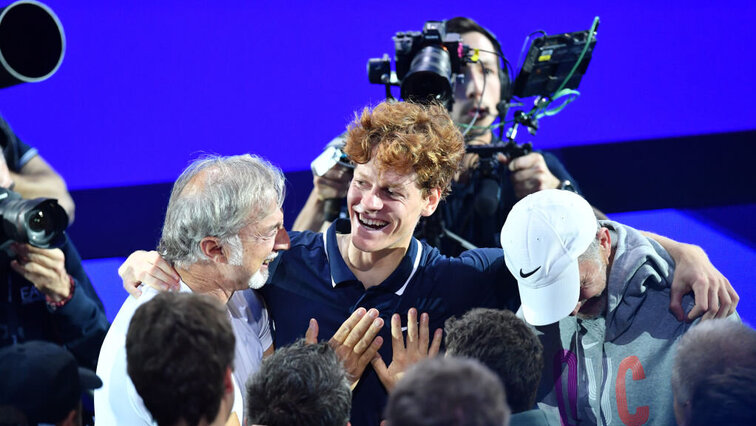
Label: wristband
xmin=46 ymin=275 xmax=75 ymax=309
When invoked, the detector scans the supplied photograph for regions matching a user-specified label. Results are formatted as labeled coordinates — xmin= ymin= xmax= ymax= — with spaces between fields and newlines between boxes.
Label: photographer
xmin=0 ymin=116 xmax=76 ymax=223
xmin=292 ymin=17 xmax=586 ymax=255
xmin=0 ymin=119 xmax=108 ymax=371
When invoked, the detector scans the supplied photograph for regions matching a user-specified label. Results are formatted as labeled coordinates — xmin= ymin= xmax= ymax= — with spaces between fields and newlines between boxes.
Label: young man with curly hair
xmin=119 ymin=100 xmax=736 ymax=426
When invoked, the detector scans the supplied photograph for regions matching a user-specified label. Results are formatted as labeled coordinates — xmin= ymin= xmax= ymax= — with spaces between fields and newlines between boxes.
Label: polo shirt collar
xmin=324 ymin=219 xmax=422 ymax=295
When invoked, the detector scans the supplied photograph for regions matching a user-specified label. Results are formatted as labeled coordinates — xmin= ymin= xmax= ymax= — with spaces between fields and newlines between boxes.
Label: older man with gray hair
xmin=671 ymin=319 xmax=756 ymax=425
xmin=95 ymin=154 xmax=290 ymax=425
xmin=500 ymin=189 xmax=739 ymax=425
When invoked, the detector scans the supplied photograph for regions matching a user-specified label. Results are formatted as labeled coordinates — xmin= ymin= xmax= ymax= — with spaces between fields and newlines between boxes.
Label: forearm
xmin=10 ymin=170 xmax=76 ymax=223
xmin=292 ymin=189 xmax=329 ymax=232
xmin=640 ymin=230 xmax=690 ymax=259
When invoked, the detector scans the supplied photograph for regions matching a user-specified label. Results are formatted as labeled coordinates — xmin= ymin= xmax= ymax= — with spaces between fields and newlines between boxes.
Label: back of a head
xmin=385 ymin=356 xmax=510 ymax=426
xmin=0 ymin=341 xmax=101 ymax=425
xmin=343 ymin=100 xmax=464 ymax=198
xmin=246 ymin=340 xmax=351 ymax=426
xmin=126 ymin=292 xmax=235 ymax=426
xmin=445 ymin=17 xmax=502 ymax=59
xmin=445 ymin=308 xmax=543 ymax=413
xmin=688 ymin=367 xmax=756 ymax=426
xmin=671 ymin=320 xmax=756 ymax=408
xmin=158 ymin=153 xmax=285 ymax=268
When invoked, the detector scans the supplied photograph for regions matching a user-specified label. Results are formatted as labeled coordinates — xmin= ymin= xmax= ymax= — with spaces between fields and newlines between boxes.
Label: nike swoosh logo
xmin=401 ymin=326 xmax=408 ymax=332
xmin=519 ymin=266 xmax=541 ymax=278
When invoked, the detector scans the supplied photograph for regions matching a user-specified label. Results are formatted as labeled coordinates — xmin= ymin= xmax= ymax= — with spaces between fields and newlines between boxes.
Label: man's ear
xmin=421 ymin=187 xmax=442 ymax=217
xmin=598 ymin=227 xmax=611 ymax=262
xmin=224 ymin=366 xmax=234 ymax=394
xmin=200 ymin=237 xmax=227 ymax=263
xmin=60 ymin=406 xmax=78 ymax=426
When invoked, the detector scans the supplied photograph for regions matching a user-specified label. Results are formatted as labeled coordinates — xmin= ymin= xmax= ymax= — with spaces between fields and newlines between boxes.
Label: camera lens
xmin=28 ymin=209 xmax=49 ymax=233
xmin=401 ymin=45 xmax=453 ymax=103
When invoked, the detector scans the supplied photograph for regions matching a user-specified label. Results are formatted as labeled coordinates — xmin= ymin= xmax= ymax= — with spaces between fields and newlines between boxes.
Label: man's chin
xmin=247 ymin=270 xmax=268 ymax=290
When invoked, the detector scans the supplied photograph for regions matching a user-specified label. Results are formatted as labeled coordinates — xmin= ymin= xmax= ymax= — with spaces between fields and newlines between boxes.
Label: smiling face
xmin=233 ymin=207 xmax=290 ymax=289
xmin=450 ymin=31 xmax=502 ymax=138
xmin=347 ymin=159 xmax=439 ymax=254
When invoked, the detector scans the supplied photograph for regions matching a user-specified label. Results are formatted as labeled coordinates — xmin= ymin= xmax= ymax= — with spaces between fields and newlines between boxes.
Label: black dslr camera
xmin=0 ymin=188 xmax=68 ymax=249
xmin=367 ymin=21 xmax=467 ymax=109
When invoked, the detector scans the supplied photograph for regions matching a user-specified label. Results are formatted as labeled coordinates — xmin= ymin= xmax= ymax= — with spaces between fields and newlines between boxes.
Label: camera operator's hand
xmin=500 ymin=152 xmax=560 ymax=199
xmin=10 ymin=243 xmax=71 ymax=302
xmin=314 ymin=165 xmax=352 ymax=201
xmin=292 ymin=165 xmax=353 ymax=232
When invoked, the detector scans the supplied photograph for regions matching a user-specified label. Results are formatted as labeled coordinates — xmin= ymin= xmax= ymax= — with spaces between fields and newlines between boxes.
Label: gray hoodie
xmin=533 ymin=220 xmax=709 ymax=425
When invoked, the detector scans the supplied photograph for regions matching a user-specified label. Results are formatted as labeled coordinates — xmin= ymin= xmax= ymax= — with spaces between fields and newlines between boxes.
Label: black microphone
xmin=474 ymin=177 xmax=500 ymax=216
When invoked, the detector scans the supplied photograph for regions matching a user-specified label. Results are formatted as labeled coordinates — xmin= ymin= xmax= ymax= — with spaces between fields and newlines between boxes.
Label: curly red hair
xmin=344 ymin=101 xmax=464 ymax=198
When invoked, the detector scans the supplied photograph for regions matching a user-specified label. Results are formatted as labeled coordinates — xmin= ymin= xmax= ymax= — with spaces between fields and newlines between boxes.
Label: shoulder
xmin=422 ymin=245 xmax=507 ymax=276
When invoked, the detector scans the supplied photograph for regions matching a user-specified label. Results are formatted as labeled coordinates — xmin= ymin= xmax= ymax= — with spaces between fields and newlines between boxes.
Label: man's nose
xmin=465 ymin=69 xmax=484 ymax=99
xmin=361 ymin=189 xmax=383 ymax=211
xmin=274 ymin=227 xmax=291 ymax=251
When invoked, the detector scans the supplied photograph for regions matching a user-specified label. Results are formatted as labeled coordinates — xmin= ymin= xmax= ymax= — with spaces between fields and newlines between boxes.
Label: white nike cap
xmin=500 ymin=189 xmax=598 ymax=326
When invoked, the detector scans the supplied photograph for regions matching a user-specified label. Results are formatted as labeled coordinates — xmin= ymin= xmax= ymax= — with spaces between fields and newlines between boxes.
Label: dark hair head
xmin=246 ymin=340 xmax=351 ymax=426
xmin=385 ymin=356 xmax=510 ymax=426
xmin=126 ymin=292 xmax=235 ymax=426
xmin=344 ymin=100 xmax=464 ymax=198
xmin=446 ymin=17 xmax=511 ymax=104
xmin=445 ymin=308 xmax=543 ymax=412
xmin=689 ymin=367 xmax=756 ymax=426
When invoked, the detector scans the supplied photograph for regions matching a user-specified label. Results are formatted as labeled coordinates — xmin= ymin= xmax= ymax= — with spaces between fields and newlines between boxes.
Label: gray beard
xmin=247 ymin=269 xmax=268 ymax=290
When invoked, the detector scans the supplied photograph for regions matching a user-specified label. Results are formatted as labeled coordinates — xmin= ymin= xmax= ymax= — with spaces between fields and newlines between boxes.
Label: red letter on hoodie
xmin=616 ymin=356 xmax=649 ymax=425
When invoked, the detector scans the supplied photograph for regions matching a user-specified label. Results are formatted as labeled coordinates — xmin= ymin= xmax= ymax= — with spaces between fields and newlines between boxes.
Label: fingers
xmin=701 ymin=287 xmax=720 ymax=321
xmin=371 ymin=354 xmax=391 ymax=388
xmin=357 ymin=336 xmax=383 ymax=372
xmin=305 ymin=318 xmax=319 ymax=344
xmin=686 ymin=284 xmax=708 ymax=322
xmin=331 ymin=307 xmax=367 ymax=344
xmin=727 ymin=282 xmax=740 ymax=317
xmin=715 ymin=282 xmax=733 ymax=319
xmin=352 ymin=315 xmax=384 ymax=355
xmin=507 ymin=152 xmax=540 ymax=172
xmin=342 ymin=308 xmax=379 ymax=349
xmin=429 ymin=328 xmax=443 ymax=357
xmin=668 ymin=282 xmax=686 ymax=322
xmin=406 ymin=308 xmax=419 ymax=352
xmin=418 ymin=312 xmax=429 ymax=354
xmin=390 ymin=313 xmax=404 ymax=357
xmin=118 ymin=250 xmax=180 ymax=296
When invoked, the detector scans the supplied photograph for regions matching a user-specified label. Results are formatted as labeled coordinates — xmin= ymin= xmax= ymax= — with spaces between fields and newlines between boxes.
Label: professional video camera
xmin=0 ymin=188 xmax=68 ymax=249
xmin=366 ymin=18 xmax=599 ymax=250
xmin=367 ymin=21 xmax=466 ymax=110
xmin=310 ymin=18 xmax=599 ymax=231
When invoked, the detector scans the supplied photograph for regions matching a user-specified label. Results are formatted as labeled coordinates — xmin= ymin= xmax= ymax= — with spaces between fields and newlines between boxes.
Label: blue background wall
xmin=0 ymin=1 xmax=752 ymax=322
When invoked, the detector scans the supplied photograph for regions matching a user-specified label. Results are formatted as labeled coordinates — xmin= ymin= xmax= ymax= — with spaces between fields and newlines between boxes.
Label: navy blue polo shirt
xmin=261 ymin=219 xmax=519 ymax=426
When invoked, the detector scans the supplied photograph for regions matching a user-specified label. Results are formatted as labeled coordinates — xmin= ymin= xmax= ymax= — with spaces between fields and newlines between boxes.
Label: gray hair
xmin=578 ymin=223 xmax=603 ymax=263
xmin=671 ymin=319 xmax=756 ymax=404
xmin=158 ymin=154 xmax=285 ymax=268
